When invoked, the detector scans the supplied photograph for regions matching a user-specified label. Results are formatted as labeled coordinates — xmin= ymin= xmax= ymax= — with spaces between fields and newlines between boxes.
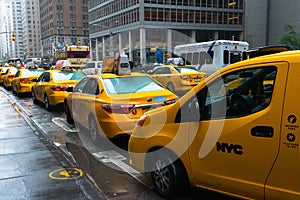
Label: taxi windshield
xmin=103 ymin=76 xmax=165 ymax=94
xmin=53 ymin=71 xmax=85 ymax=81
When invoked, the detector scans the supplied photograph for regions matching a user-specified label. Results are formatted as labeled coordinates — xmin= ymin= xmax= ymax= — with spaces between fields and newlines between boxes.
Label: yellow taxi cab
xmin=2 ymin=67 xmax=18 ymax=89
xmin=12 ymin=68 xmax=45 ymax=96
xmin=31 ymin=69 xmax=86 ymax=110
xmin=0 ymin=66 xmax=16 ymax=85
xmin=148 ymin=64 xmax=207 ymax=95
xmin=129 ymin=50 xmax=300 ymax=199
xmin=64 ymin=72 xmax=178 ymax=141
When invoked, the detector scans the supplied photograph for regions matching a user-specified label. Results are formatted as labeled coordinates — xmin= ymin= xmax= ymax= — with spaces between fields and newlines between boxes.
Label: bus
xmin=174 ymin=40 xmax=249 ymax=74
xmin=54 ymin=45 xmax=90 ymax=69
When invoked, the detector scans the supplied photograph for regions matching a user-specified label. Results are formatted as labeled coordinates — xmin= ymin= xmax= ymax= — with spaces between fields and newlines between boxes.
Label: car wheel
xmin=65 ymin=103 xmax=74 ymax=124
xmin=12 ymin=86 xmax=16 ymax=94
xmin=166 ymin=82 xmax=175 ymax=93
xmin=32 ymin=89 xmax=38 ymax=104
xmin=44 ymin=94 xmax=51 ymax=111
xmin=16 ymin=87 xmax=21 ymax=97
xmin=150 ymin=151 xmax=188 ymax=198
xmin=89 ymin=115 xmax=99 ymax=143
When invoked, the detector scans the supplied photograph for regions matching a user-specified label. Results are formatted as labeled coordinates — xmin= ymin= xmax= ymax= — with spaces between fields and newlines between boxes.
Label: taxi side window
xmin=175 ymin=67 xmax=277 ymax=122
xmin=152 ymin=67 xmax=171 ymax=74
xmin=37 ymin=73 xmax=45 ymax=82
xmin=203 ymin=67 xmax=277 ymax=119
xmin=15 ymin=70 xmax=20 ymax=77
xmin=84 ymin=79 xmax=100 ymax=95
xmin=43 ymin=73 xmax=51 ymax=82
xmin=74 ymin=78 xmax=88 ymax=93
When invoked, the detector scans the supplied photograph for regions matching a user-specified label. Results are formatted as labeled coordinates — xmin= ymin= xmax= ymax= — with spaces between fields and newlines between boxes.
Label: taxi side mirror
xmin=31 ymin=78 xmax=38 ymax=82
xmin=66 ymin=87 xmax=73 ymax=92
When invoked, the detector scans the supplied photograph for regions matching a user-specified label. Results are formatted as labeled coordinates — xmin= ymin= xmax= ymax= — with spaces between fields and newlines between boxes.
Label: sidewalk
xmin=0 ymin=90 xmax=104 ymax=200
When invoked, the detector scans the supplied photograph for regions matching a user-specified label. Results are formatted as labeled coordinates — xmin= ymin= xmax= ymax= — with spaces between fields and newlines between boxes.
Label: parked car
xmin=31 ymin=69 xmax=86 ymax=110
xmin=2 ymin=67 xmax=19 ymax=89
xmin=82 ymin=61 xmax=103 ymax=75
xmin=0 ymin=66 xmax=9 ymax=85
xmin=148 ymin=64 xmax=207 ymax=95
xmin=64 ymin=73 xmax=178 ymax=141
xmin=12 ymin=68 xmax=45 ymax=96
xmin=7 ymin=58 xmax=23 ymax=68
xmin=129 ymin=50 xmax=300 ymax=199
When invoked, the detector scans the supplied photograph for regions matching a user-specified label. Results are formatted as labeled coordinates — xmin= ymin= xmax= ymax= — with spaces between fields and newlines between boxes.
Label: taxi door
xmin=35 ymin=72 xmax=50 ymax=101
xmin=187 ymin=62 xmax=288 ymax=199
xmin=265 ymin=62 xmax=300 ymax=199
xmin=73 ymin=77 xmax=100 ymax=128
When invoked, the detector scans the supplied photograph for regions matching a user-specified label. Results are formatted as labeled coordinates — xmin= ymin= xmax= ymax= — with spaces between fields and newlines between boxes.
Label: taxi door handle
xmin=251 ymin=126 xmax=274 ymax=138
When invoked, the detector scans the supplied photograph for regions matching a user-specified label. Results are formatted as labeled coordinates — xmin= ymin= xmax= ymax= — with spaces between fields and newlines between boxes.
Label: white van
xmin=82 ymin=61 xmax=103 ymax=75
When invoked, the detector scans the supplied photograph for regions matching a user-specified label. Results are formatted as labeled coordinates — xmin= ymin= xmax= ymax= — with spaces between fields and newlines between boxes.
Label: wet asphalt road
xmin=0 ymin=87 xmax=235 ymax=200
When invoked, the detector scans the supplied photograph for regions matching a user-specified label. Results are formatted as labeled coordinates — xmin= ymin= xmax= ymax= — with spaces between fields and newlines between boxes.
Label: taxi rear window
xmin=53 ymin=71 xmax=85 ymax=81
xmin=103 ymin=76 xmax=165 ymax=94
xmin=22 ymin=70 xmax=44 ymax=77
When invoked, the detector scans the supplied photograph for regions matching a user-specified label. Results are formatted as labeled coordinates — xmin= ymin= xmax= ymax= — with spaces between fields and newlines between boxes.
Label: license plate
xmin=154 ymin=96 xmax=166 ymax=102
xmin=195 ymin=78 xmax=200 ymax=82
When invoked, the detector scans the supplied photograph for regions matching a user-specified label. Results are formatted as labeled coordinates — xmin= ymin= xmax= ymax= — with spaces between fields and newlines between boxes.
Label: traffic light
xmin=12 ymin=34 xmax=16 ymax=41
xmin=77 ymin=39 xmax=81 ymax=45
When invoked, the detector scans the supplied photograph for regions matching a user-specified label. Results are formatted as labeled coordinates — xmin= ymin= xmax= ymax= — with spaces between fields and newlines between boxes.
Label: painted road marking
xmin=52 ymin=117 xmax=78 ymax=133
xmin=49 ymin=168 xmax=83 ymax=180
xmin=92 ymin=150 xmax=153 ymax=189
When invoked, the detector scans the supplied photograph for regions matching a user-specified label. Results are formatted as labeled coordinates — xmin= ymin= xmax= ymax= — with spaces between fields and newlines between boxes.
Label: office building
xmin=21 ymin=0 xmax=41 ymax=58
xmin=39 ymin=0 xmax=89 ymax=60
xmin=89 ymin=0 xmax=245 ymax=64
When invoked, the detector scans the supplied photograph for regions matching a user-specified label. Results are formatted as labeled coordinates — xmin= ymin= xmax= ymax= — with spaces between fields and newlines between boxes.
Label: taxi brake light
xmin=164 ymin=98 xmax=178 ymax=105
xmin=20 ymin=78 xmax=30 ymax=83
xmin=136 ymin=115 xmax=147 ymax=127
xmin=102 ymin=104 xmax=135 ymax=114
xmin=50 ymin=86 xmax=69 ymax=91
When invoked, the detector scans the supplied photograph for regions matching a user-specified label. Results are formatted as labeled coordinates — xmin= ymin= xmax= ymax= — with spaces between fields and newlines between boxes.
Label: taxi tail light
xmin=136 ymin=115 xmax=147 ymax=127
xmin=20 ymin=78 xmax=30 ymax=83
xmin=50 ymin=86 xmax=69 ymax=91
xmin=102 ymin=104 xmax=135 ymax=114
xmin=180 ymin=75 xmax=191 ymax=80
xmin=164 ymin=98 xmax=178 ymax=105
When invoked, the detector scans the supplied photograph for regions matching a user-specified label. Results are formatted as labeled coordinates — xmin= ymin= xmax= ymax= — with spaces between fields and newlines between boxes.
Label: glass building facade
xmin=89 ymin=0 xmax=245 ymax=65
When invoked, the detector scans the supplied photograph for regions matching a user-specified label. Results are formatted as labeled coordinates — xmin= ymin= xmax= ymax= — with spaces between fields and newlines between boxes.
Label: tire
xmin=16 ymin=87 xmax=21 ymax=97
xmin=150 ymin=152 xmax=188 ymax=198
xmin=65 ymin=103 xmax=74 ymax=124
xmin=166 ymin=82 xmax=175 ymax=93
xmin=44 ymin=94 xmax=51 ymax=111
xmin=32 ymin=89 xmax=38 ymax=104
xmin=89 ymin=115 xmax=99 ymax=143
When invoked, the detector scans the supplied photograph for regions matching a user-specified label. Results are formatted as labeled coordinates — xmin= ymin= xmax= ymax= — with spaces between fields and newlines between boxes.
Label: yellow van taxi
xmin=31 ymin=69 xmax=85 ymax=110
xmin=148 ymin=65 xmax=207 ymax=95
xmin=64 ymin=72 xmax=178 ymax=141
xmin=129 ymin=50 xmax=300 ymax=199
xmin=12 ymin=68 xmax=44 ymax=96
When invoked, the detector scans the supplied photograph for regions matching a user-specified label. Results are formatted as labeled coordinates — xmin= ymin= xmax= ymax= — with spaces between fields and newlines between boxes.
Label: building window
xmin=70 ymin=6 xmax=76 ymax=11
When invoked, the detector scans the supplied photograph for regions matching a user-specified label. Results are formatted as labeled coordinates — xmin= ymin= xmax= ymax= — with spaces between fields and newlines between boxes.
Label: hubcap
xmin=153 ymin=159 xmax=170 ymax=192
